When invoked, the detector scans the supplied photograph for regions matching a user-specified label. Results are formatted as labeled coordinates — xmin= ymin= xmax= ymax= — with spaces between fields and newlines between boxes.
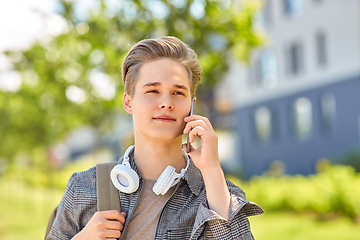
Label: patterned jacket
xmin=47 ymin=151 xmax=263 ymax=240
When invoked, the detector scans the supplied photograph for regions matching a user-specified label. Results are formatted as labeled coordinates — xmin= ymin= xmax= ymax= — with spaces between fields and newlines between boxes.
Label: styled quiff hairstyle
xmin=121 ymin=36 xmax=202 ymax=97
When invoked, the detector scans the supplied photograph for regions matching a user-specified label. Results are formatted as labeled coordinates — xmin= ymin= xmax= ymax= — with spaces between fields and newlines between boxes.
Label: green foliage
xmin=3 ymin=155 xmax=99 ymax=190
xmin=0 ymin=0 xmax=265 ymax=166
xmin=341 ymin=149 xmax=360 ymax=172
xmin=228 ymin=164 xmax=360 ymax=221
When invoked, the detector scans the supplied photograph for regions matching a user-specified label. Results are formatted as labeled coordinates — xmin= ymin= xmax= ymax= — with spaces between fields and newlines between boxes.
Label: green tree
xmin=0 ymin=0 xmax=265 ymax=168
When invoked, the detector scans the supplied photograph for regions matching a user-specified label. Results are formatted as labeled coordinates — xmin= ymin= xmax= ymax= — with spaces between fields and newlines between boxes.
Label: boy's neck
xmin=132 ymin=138 xmax=187 ymax=180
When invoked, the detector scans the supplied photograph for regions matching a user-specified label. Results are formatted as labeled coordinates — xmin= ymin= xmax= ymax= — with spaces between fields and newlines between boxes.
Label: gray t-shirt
xmin=126 ymin=178 xmax=174 ymax=239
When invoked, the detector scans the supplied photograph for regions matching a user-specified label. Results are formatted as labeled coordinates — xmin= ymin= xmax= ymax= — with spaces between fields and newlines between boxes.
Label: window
xmin=255 ymin=106 xmax=272 ymax=142
xmin=286 ymin=42 xmax=304 ymax=76
xmin=293 ymin=97 xmax=312 ymax=140
xmin=284 ymin=0 xmax=303 ymax=17
xmin=320 ymin=93 xmax=336 ymax=135
xmin=260 ymin=49 xmax=278 ymax=88
xmin=254 ymin=49 xmax=278 ymax=87
xmin=316 ymin=31 xmax=327 ymax=67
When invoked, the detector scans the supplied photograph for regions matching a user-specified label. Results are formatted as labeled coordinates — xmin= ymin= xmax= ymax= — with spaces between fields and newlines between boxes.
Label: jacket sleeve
xmin=191 ymin=179 xmax=263 ymax=240
xmin=46 ymin=173 xmax=81 ymax=240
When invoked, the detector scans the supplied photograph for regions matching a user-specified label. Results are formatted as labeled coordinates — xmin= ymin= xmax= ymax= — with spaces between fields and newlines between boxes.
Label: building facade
xmin=216 ymin=0 xmax=360 ymax=178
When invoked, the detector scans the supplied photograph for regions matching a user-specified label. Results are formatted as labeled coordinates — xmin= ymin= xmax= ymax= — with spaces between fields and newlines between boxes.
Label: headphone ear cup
xmin=152 ymin=166 xmax=177 ymax=195
xmin=111 ymin=164 xmax=139 ymax=194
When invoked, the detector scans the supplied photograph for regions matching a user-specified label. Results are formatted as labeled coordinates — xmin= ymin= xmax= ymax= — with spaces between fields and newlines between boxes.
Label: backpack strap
xmin=46 ymin=162 xmax=121 ymax=240
xmin=45 ymin=205 xmax=58 ymax=239
xmin=96 ymin=162 xmax=121 ymax=212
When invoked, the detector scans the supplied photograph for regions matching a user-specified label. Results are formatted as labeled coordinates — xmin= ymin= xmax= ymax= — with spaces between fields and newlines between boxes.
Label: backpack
xmin=45 ymin=162 xmax=121 ymax=239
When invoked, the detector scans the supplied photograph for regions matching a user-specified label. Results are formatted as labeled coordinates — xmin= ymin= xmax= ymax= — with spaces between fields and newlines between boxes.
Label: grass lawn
xmin=0 ymin=179 xmax=63 ymax=240
xmin=1 ymin=178 xmax=360 ymax=240
xmin=250 ymin=211 xmax=360 ymax=240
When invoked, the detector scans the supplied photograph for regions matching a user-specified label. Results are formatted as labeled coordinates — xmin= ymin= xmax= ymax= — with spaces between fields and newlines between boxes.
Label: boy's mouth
xmin=153 ymin=115 xmax=176 ymax=122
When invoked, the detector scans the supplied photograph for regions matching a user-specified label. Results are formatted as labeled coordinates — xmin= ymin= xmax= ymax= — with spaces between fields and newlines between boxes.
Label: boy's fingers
xmin=100 ymin=210 xmax=126 ymax=223
xmin=183 ymin=120 xmax=207 ymax=134
xmin=184 ymin=115 xmax=203 ymax=123
xmin=105 ymin=229 xmax=121 ymax=238
xmin=106 ymin=220 xmax=123 ymax=230
xmin=185 ymin=114 xmax=204 ymax=120
xmin=185 ymin=115 xmax=211 ymax=125
xmin=189 ymin=126 xmax=205 ymax=141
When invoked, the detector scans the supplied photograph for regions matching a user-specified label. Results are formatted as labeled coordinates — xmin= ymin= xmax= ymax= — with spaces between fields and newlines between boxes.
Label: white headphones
xmin=110 ymin=145 xmax=190 ymax=195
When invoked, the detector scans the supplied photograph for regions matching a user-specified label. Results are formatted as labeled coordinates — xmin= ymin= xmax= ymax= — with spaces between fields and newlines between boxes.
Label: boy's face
xmin=123 ymin=58 xmax=193 ymax=142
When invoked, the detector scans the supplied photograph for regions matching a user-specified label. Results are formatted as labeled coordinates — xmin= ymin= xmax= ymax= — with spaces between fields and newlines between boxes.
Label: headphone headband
xmin=111 ymin=145 xmax=190 ymax=195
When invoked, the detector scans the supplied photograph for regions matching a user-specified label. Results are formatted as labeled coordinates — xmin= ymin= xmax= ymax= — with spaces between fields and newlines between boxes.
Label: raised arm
xmin=182 ymin=114 xmax=230 ymax=220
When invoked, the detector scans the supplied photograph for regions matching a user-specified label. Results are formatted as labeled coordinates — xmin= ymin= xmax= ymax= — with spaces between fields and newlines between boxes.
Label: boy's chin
xmin=149 ymin=130 xmax=183 ymax=142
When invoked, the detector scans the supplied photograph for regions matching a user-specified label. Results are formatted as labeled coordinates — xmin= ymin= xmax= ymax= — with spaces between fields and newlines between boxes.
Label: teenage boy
xmin=47 ymin=36 xmax=263 ymax=240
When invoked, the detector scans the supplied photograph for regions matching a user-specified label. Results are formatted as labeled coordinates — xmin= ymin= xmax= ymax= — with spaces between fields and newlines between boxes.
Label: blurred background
xmin=1 ymin=0 xmax=360 ymax=239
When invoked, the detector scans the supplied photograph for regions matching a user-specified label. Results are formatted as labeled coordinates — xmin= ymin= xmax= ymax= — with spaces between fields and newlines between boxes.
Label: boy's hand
xmin=182 ymin=115 xmax=220 ymax=172
xmin=72 ymin=210 xmax=126 ymax=240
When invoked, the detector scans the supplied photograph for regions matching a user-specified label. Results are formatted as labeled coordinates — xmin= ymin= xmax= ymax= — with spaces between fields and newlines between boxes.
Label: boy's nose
xmin=160 ymin=103 xmax=173 ymax=109
xmin=159 ymin=94 xmax=174 ymax=110
xmin=160 ymin=96 xmax=173 ymax=110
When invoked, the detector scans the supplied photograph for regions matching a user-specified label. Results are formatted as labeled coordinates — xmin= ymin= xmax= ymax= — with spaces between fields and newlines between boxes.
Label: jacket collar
xmin=183 ymin=159 xmax=203 ymax=196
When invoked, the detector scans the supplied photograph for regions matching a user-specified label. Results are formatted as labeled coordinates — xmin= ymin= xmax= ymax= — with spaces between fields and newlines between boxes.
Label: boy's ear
xmin=123 ymin=92 xmax=133 ymax=114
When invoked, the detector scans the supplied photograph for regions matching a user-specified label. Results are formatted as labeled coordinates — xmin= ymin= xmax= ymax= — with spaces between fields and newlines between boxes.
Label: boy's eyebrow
xmin=174 ymin=84 xmax=189 ymax=91
xmin=142 ymin=82 xmax=161 ymax=88
xmin=142 ymin=82 xmax=189 ymax=91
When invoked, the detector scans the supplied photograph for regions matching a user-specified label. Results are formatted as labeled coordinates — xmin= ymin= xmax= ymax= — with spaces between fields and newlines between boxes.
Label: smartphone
xmin=186 ymin=98 xmax=195 ymax=153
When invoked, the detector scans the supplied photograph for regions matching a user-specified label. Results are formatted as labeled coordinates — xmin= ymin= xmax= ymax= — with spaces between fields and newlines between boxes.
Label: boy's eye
xmin=174 ymin=91 xmax=185 ymax=96
xmin=147 ymin=90 xmax=159 ymax=94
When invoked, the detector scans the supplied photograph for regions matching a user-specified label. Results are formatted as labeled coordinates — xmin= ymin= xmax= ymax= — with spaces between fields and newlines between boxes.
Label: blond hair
xmin=121 ymin=36 xmax=202 ymax=97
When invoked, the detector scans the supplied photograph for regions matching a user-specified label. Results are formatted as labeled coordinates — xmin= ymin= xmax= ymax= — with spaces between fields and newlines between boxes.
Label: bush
xmin=228 ymin=164 xmax=360 ymax=221
xmin=2 ymin=157 xmax=99 ymax=190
